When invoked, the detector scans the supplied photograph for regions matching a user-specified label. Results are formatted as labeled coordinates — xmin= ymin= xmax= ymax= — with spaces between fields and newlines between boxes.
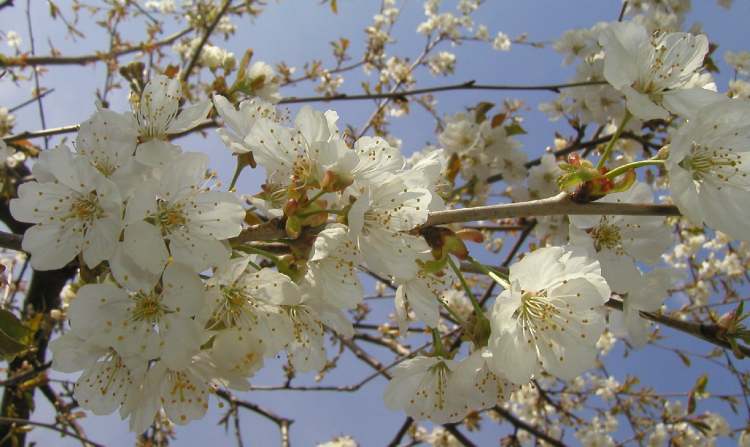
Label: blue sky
xmin=1 ymin=0 xmax=749 ymax=445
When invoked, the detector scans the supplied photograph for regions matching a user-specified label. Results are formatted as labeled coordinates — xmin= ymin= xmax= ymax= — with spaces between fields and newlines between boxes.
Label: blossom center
xmin=591 ymin=220 xmax=622 ymax=252
xmin=516 ymin=290 xmax=558 ymax=324
xmin=131 ymin=292 xmax=166 ymax=323
xmin=679 ymin=142 xmax=743 ymax=185
xmin=157 ymin=201 xmax=187 ymax=232
xmin=69 ymin=193 xmax=103 ymax=223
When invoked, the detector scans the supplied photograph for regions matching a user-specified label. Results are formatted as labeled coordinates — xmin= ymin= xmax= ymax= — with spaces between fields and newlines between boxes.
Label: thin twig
xmin=605 ymin=297 xmax=750 ymax=357
xmin=0 ymin=27 xmax=192 ymax=67
xmin=442 ymin=424 xmax=476 ymax=447
xmin=180 ymin=0 xmax=232 ymax=83
xmin=0 ymin=417 xmax=104 ymax=447
xmin=214 ymin=390 xmax=293 ymax=447
xmin=26 ymin=0 xmax=47 ymax=150
xmin=4 ymin=124 xmax=80 ymax=143
xmin=386 ymin=417 xmax=413 ymax=447
xmin=8 ymin=88 xmax=54 ymax=113
xmin=493 ymin=406 xmax=566 ymax=447
xmin=1 ymin=80 xmax=612 ymax=144
xmin=278 ymin=80 xmax=607 ymax=105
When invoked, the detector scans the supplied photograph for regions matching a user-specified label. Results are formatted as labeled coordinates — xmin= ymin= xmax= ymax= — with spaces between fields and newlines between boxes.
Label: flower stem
xmin=228 ymin=160 xmax=244 ymax=192
xmin=447 ymin=256 xmax=484 ymax=317
xmin=431 ymin=328 xmax=446 ymax=356
xmin=596 ymin=110 xmax=632 ymax=170
xmin=235 ymin=245 xmax=281 ymax=264
xmin=437 ymin=295 xmax=467 ymax=326
xmin=307 ymin=189 xmax=326 ymax=204
xmin=603 ymin=159 xmax=664 ymax=180
xmin=296 ymin=208 xmax=343 ymax=219
xmin=467 ymin=257 xmax=510 ymax=289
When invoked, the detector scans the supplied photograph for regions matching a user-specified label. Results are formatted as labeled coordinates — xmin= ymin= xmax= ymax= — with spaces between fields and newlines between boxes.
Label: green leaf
xmin=473 ymin=102 xmax=494 ymax=123
xmin=504 ymin=122 xmax=527 ymax=136
xmin=687 ymin=374 xmax=709 ymax=414
xmin=0 ymin=309 xmax=33 ymax=361
xmin=676 ymin=350 xmax=691 ymax=367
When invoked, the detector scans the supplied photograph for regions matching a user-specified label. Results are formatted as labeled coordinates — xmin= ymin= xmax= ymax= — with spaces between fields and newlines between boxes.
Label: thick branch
xmin=0 ymin=230 xmax=22 ymax=252
xmin=425 ymin=192 xmax=679 ymax=226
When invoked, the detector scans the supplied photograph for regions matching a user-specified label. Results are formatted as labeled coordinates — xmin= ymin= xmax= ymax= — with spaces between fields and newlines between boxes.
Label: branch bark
xmin=424 ymin=192 xmax=680 ymax=226
xmin=0 ymin=27 xmax=192 ymax=67
xmin=493 ymin=405 xmax=567 ymax=447
xmin=278 ymin=80 xmax=606 ymax=105
xmin=179 ymin=0 xmax=232 ymax=83
xmin=215 ymin=389 xmax=293 ymax=447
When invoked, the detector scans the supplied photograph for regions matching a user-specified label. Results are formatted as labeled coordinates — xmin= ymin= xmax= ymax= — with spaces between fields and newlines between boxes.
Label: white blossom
xmin=383 ymin=355 xmax=469 ymax=423
xmin=488 ymin=246 xmax=610 ymax=384
xmin=599 ymin=21 xmax=718 ymax=120
xmin=113 ymin=152 xmax=244 ymax=289
xmin=665 ymin=99 xmax=750 ymax=241
xmin=10 ymin=144 xmax=122 ymax=270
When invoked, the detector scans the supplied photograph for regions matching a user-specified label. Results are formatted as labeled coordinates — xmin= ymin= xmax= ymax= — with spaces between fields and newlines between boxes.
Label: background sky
xmin=1 ymin=0 xmax=749 ymax=445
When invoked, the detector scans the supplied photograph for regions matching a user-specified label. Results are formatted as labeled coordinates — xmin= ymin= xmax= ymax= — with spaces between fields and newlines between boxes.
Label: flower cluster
xmin=6 ymin=9 xmax=750 ymax=441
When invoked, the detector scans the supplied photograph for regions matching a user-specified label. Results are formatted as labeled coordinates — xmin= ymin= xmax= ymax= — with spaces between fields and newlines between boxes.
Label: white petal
xmin=167 ymin=100 xmax=212 ymax=134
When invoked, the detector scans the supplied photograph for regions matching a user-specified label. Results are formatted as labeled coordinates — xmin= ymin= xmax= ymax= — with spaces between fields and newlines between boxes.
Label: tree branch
xmin=179 ymin=0 xmax=232 ymax=83
xmin=605 ymin=298 xmax=750 ymax=357
xmin=0 ymin=417 xmax=103 ymax=447
xmin=424 ymin=192 xmax=680 ymax=226
xmin=0 ymin=230 xmax=22 ymax=252
xmin=1 ymin=79 xmax=609 ymax=144
xmin=278 ymin=80 xmax=606 ymax=105
xmin=215 ymin=389 xmax=292 ymax=447
xmin=0 ymin=27 xmax=192 ymax=67
xmin=493 ymin=406 xmax=567 ymax=447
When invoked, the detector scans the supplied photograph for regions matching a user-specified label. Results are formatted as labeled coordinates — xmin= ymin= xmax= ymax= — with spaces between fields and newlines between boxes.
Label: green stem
xmin=468 ymin=257 xmax=510 ymax=289
xmin=234 ymin=245 xmax=281 ymax=264
xmin=447 ymin=256 xmax=484 ymax=317
xmin=297 ymin=208 xmax=343 ymax=219
xmin=228 ymin=160 xmax=244 ymax=191
xmin=596 ymin=110 xmax=632 ymax=169
xmin=307 ymin=189 xmax=326 ymax=204
xmin=437 ymin=295 xmax=467 ymax=326
xmin=603 ymin=159 xmax=664 ymax=180
xmin=431 ymin=328 xmax=446 ymax=356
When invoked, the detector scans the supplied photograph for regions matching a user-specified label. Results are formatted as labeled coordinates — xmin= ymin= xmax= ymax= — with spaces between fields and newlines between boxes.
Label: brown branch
xmin=179 ymin=0 xmax=232 ymax=83
xmin=0 ymin=27 xmax=192 ymax=67
xmin=4 ymin=124 xmax=80 ymax=143
xmin=485 ymin=131 xmax=660 ymax=184
xmin=9 ymin=89 xmax=54 ymax=113
xmin=386 ymin=417 xmax=413 ymax=447
xmin=278 ymin=80 xmax=607 ymax=105
xmin=0 ymin=362 xmax=50 ymax=387
xmin=605 ymin=297 xmax=750 ymax=357
xmin=493 ymin=406 xmax=567 ymax=447
xmin=424 ymin=192 xmax=680 ymax=227
xmin=214 ymin=389 xmax=293 ymax=447
xmin=0 ymin=230 xmax=22 ymax=252
xmin=2 ymin=80 xmax=611 ymax=144
xmin=442 ymin=424 xmax=476 ymax=447
xmin=0 ymin=417 xmax=104 ymax=447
